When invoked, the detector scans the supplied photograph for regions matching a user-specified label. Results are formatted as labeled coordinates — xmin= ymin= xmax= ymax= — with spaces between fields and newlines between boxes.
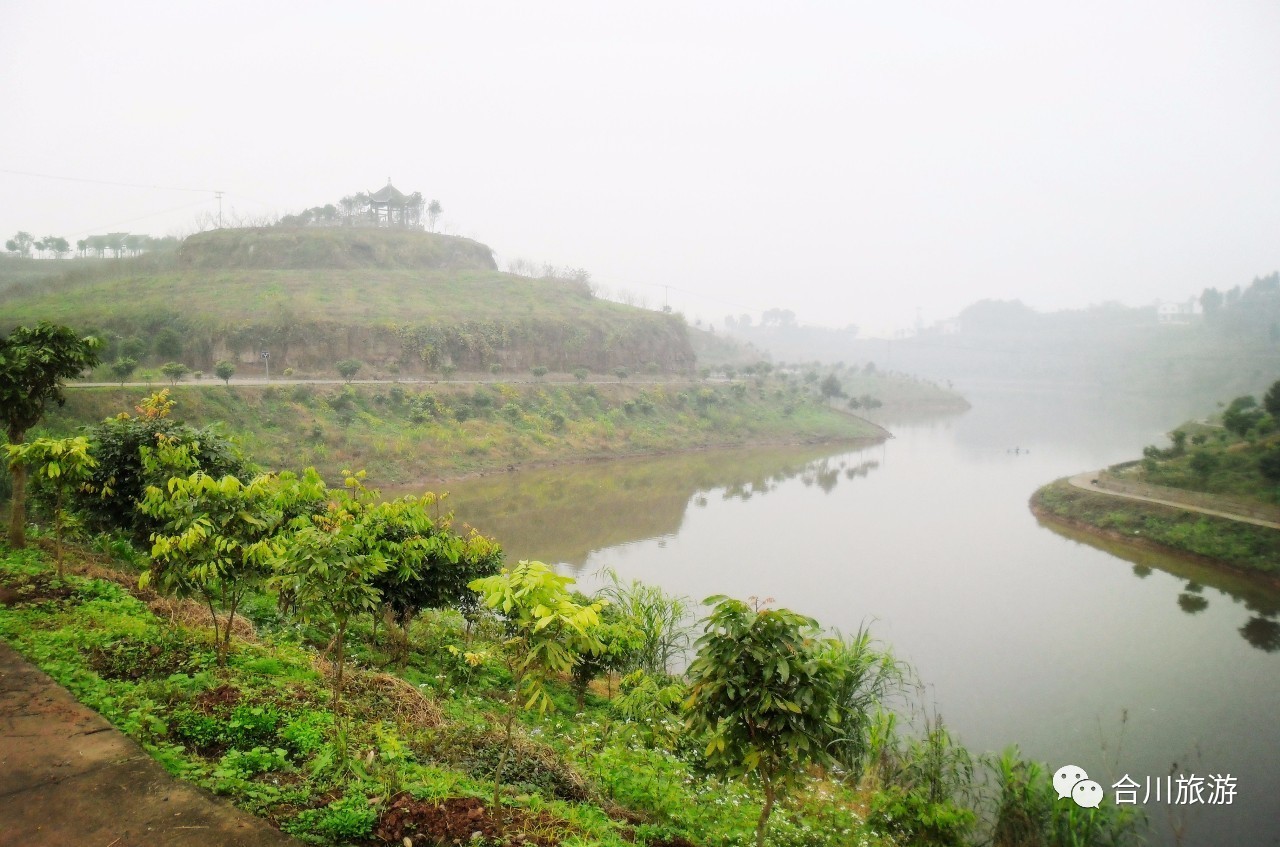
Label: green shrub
xmin=280 ymin=710 xmax=333 ymax=758
xmin=215 ymin=746 xmax=290 ymax=779
xmin=224 ymin=704 xmax=283 ymax=750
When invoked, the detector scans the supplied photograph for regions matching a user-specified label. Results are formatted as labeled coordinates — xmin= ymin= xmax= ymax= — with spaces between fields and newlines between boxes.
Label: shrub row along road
xmin=0 ymin=642 xmax=299 ymax=847
xmin=1067 ymin=471 xmax=1280 ymax=530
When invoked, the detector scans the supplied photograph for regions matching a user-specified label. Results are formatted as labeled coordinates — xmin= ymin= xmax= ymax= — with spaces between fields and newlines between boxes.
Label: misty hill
xmin=0 ymin=227 xmax=695 ymax=376
xmin=727 ymin=277 xmax=1280 ymax=407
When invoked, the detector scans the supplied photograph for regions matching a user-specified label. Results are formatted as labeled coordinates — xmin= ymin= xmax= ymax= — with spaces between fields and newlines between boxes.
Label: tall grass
xmin=596 ymin=567 xmax=694 ymax=676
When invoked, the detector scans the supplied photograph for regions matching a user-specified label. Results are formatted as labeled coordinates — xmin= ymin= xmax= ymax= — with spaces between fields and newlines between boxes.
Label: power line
xmin=65 ymin=198 xmax=214 ymax=238
xmin=0 ymin=167 xmax=218 ymax=194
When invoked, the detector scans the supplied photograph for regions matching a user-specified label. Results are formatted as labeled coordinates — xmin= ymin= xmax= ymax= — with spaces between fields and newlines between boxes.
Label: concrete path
xmin=0 ymin=642 xmax=299 ymax=847
xmin=1068 ymin=472 xmax=1280 ymax=531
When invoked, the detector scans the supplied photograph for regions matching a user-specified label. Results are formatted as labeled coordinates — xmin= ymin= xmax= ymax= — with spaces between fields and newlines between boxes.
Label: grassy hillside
xmin=0 ymin=228 xmax=695 ymax=376
xmin=39 ymin=381 xmax=884 ymax=484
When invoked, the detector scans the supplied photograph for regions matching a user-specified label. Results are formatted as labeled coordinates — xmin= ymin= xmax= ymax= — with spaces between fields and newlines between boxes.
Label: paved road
xmin=1067 ymin=472 xmax=1280 ymax=531
xmin=0 ymin=642 xmax=298 ymax=847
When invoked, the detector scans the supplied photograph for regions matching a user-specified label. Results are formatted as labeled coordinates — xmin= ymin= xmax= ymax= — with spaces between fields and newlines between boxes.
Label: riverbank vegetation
xmin=1032 ymin=381 xmax=1280 ymax=578
xmin=1031 ymin=480 xmax=1280 ymax=578
xmin=0 ymin=535 xmax=1143 ymax=847
xmin=1 ymin=389 xmax=1143 ymax=846
xmin=1123 ymin=380 xmax=1280 ymax=505
xmin=33 ymin=381 xmax=883 ymax=484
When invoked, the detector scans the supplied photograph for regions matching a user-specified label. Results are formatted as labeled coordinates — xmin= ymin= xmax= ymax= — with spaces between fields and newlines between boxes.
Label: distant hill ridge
xmin=177 ymin=227 xmax=498 ymax=272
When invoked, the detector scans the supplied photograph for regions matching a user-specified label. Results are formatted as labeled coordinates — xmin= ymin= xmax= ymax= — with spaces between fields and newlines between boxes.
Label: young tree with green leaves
xmin=4 ymin=437 xmax=97 ymax=575
xmin=267 ymin=474 xmax=390 ymax=702
xmin=214 ymin=360 xmax=236 ymax=385
xmin=141 ymin=468 xmax=326 ymax=665
xmin=110 ymin=357 xmax=138 ymax=385
xmin=336 ymin=359 xmax=363 ymax=382
xmin=366 ymin=493 xmax=503 ymax=663
xmin=469 ymin=561 xmax=604 ymax=810
xmin=161 ymin=361 xmax=190 ymax=384
xmin=567 ymin=600 xmax=645 ymax=710
xmin=1 ymin=322 xmax=101 ymax=547
xmin=684 ymin=596 xmax=846 ymax=847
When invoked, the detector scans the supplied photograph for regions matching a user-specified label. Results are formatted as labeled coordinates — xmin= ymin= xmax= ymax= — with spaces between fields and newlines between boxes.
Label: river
xmin=434 ymin=384 xmax=1280 ymax=847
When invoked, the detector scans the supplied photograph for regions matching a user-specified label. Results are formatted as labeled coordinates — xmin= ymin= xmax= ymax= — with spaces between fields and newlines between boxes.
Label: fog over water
xmin=4 ymin=1 xmax=1280 ymax=333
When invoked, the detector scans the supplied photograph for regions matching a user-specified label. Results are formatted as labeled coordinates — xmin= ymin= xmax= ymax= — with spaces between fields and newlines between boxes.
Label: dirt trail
xmin=1067 ymin=472 xmax=1280 ymax=530
xmin=0 ymin=642 xmax=298 ymax=847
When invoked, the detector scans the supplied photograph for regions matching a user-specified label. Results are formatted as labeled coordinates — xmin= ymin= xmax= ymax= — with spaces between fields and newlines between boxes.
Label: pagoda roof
xmin=369 ymin=180 xmax=406 ymax=205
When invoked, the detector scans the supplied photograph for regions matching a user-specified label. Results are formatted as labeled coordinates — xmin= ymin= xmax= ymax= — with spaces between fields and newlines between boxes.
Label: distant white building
xmin=1156 ymin=297 xmax=1200 ymax=325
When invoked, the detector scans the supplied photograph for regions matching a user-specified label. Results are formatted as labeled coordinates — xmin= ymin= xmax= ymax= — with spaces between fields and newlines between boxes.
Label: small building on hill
xmin=368 ymin=180 xmax=422 ymax=228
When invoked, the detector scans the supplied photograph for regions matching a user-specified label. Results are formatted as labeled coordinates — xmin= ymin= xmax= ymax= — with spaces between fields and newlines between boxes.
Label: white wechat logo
xmin=1072 ymin=779 xmax=1104 ymax=809
xmin=1054 ymin=765 xmax=1102 ymax=807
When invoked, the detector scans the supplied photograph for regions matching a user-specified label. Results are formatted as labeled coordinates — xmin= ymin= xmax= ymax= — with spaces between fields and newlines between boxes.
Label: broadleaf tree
xmin=469 ymin=561 xmax=603 ymax=810
xmin=684 ymin=596 xmax=846 ymax=847
xmin=0 ymin=322 xmax=101 ymax=547
xmin=4 ymin=436 xmax=98 ymax=575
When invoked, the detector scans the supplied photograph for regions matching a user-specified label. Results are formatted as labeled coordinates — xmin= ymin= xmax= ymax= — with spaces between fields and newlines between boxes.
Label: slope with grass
xmin=40 ymin=381 xmax=885 ymax=485
xmin=0 ymin=227 xmax=695 ymax=376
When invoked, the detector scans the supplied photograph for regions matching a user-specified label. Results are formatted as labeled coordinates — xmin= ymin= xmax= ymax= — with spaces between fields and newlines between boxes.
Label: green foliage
xmin=285 ymin=792 xmax=378 ymax=841
xmin=110 ymin=357 xmax=137 ymax=384
xmin=366 ymin=492 xmax=504 ymax=660
xmin=71 ymin=401 xmax=252 ymax=540
xmin=161 ymin=361 xmax=190 ymax=384
xmin=1189 ymin=449 xmax=1218 ymax=483
xmin=214 ymin=360 xmax=236 ymax=385
xmin=215 ymin=746 xmax=290 ymax=780
xmin=469 ymin=560 xmax=603 ymax=807
xmin=868 ymin=785 xmax=975 ymax=847
xmin=987 ymin=748 xmax=1145 ymax=847
xmin=5 ymin=436 xmax=98 ymax=573
xmin=0 ymin=321 xmax=102 ymax=547
xmin=267 ymin=473 xmax=392 ymax=696
xmin=335 ymin=358 xmax=363 ymax=382
xmin=532 ymin=365 xmax=548 ymax=379
xmin=597 ymin=567 xmax=692 ymax=677
xmin=569 ymin=598 xmax=646 ymax=709
xmin=142 ymin=468 xmax=328 ymax=664
xmin=1265 ymin=379 xmax=1280 ymax=419
xmin=1223 ymin=395 xmax=1263 ymax=437
xmin=280 ymin=710 xmax=333 ymax=757
xmin=821 ymin=627 xmax=908 ymax=780
xmin=684 ymin=596 xmax=846 ymax=847
xmin=1259 ymin=447 xmax=1280 ymax=483
xmin=867 ymin=717 xmax=975 ymax=846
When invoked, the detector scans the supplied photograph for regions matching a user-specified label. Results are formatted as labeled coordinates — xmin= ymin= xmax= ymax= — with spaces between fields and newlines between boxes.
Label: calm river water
xmin=436 ymin=385 xmax=1280 ymax=847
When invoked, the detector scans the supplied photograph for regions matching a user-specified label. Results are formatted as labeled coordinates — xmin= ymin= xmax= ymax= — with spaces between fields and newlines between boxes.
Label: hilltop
xmin=0 ymin=227 xmax=695 ymax=377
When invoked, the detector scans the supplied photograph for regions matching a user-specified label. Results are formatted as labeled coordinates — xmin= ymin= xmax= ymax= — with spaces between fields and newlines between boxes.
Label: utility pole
xmin=215 ymin=191 xmax=223 ymax=229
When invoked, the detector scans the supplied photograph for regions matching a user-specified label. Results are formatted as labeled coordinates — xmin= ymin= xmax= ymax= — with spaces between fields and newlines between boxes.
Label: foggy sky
xmin=3 ymin=1 xmax=1279 ymax=335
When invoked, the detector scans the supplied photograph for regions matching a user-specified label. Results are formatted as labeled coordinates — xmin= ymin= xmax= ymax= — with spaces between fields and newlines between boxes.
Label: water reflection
xmin=418 ymin=442 xmax=883 ymax=568
xmin=1240 ymin=617 xmax=1280 ymax=652
xmin=1036 ymin=517 xmax=1280 ymax=652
